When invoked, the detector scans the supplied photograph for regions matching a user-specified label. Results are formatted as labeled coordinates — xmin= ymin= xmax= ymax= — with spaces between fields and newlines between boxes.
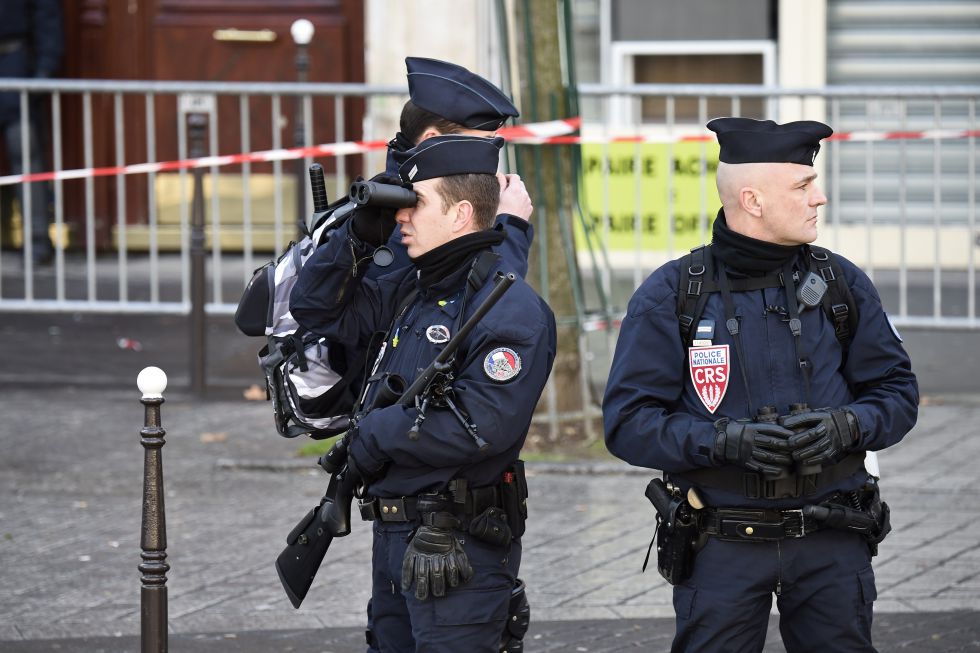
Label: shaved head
xmin=715 ymin=161 xmax=827 ymax=245
xmin=716 ymin=161 xmax=777 ymax=212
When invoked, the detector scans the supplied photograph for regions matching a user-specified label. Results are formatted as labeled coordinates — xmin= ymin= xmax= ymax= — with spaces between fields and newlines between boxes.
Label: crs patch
xmin=688 ymin=345 xmax=730 ymax=414
xmin=483 ymin=347 xmax=522 ymax=382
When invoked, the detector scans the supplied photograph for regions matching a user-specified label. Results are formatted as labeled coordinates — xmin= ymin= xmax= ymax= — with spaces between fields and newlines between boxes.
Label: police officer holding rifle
xmin=290 ymin=134 xmax=556 ymax=653
xmin=603 ymin=118 xmax=918 ymax=652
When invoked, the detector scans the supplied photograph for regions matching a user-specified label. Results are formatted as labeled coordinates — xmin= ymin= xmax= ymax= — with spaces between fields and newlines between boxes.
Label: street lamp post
xmin=291 ymin=18 xmax=315 ymax=233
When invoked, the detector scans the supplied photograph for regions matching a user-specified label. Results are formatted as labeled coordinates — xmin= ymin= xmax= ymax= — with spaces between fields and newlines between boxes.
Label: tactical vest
xmin=674 ymin=244 xmax=864 ymax=500
xmin=676 ymin=244 xmax=859 ymax=356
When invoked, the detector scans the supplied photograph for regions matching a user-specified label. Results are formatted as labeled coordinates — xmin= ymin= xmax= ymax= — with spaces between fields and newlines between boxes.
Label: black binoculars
xmin=348 ymin=180 xmax=417 ymax=208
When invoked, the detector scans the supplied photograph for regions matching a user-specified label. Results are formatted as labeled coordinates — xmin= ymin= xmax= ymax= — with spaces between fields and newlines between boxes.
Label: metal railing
xmin=575 ymin=83 xmax=980 ymax=331
xmin=0 ymin=79 xmax=976 ymax=332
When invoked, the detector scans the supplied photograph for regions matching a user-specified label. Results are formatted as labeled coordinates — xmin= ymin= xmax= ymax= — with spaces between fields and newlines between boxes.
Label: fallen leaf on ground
xmin=200 ymin=432 xmax=228 ymax=443
xmin=243 ymin=384 xmax=266 ymax=401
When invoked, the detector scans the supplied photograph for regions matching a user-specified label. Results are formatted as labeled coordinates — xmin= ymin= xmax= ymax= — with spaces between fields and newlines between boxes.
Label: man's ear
xmin=739 ymin=186 xmax=763 ymax=218
xmin=452 ymin=200 xmax=475 ymax=233
xmin=417 ymin=127 xmax=443 ymax=143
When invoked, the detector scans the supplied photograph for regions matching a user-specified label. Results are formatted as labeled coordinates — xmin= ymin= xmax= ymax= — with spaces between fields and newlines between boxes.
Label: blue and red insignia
xmin=688 ymin=344 xmax=730 ymax=414
xmin=483 ymin=347 xmax=522 ymax=382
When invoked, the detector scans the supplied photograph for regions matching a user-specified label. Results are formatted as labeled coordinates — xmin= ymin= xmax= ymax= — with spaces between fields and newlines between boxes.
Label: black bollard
xmin=137 ymin=366 xmax=169 ymax=653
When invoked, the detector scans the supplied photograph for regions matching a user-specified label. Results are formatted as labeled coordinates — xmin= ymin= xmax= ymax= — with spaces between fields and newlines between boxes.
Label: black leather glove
xmin=350 ymin=174 xmax=410 ymax=246
xmin=781 ymin=407 xmax=861 ymax=466
xmin=401 ymin=524 xmax=474 ymax=600
xmin=713 ymin=418 xmax=795 ymax=478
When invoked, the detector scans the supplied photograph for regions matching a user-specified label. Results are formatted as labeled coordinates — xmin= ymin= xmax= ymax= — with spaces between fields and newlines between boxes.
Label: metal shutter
xmin=825 ymin=0 xmax=980 ymax=227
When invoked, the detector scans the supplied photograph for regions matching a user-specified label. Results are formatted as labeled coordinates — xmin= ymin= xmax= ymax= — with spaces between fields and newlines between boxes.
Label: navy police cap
xmin=406 ymin=57 xmax=519 ymax=131
xmin=707 ymin=117 xmax=833 ymax=166
xmin=393 ymin=135 xmax=504 ymax=183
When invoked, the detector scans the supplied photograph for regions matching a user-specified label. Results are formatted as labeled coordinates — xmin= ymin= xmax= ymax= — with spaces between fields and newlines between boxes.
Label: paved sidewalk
xmin=1 ymin=385 xmax=979 ymax=650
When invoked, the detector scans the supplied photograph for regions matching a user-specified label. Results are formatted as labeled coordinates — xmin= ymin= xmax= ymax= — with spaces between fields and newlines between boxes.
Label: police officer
xmin=291 ymin=135 xmax=556 ymax=653
xmin=0 ymin=0 xmax=62 ymax=265
xmin=359 ymin=56 xmax=533 ymax=279
xmin=603 ymin=118 xmax=918 ymax=652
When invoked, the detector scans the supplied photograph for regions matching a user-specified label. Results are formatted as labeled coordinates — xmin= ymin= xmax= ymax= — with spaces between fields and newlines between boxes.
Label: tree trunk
xmin=511 ymin=0 xmax=585 ymax=433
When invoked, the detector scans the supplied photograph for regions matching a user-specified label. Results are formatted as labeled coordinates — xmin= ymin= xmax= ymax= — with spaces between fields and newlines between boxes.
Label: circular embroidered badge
xmin=426 ymin=324 xmax=451 ymax=344
xmin=483 ymin=347 xmax=522 ymax=382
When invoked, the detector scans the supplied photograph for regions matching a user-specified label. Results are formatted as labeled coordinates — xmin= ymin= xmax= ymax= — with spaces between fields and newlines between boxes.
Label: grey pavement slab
xmin=1 ymin=385 xmax=980 ymax=650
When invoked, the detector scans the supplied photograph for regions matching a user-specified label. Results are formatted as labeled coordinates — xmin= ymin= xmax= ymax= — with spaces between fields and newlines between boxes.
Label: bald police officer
xmin=604 ymin=118 xmax=918 ymax=652
xmin=291 ymin=135 xmax=556 ymax=653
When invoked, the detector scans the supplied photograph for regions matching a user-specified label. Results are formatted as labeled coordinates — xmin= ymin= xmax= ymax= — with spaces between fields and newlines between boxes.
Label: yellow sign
xmin=577 ymin=142 xmax=722 ymax=252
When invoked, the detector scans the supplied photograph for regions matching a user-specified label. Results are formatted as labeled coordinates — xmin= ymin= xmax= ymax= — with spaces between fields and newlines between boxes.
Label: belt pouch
xmin=468 ymin=506 xmax=512 ymax=546
xmin=500 ymin=460 xmax=528 ymax=538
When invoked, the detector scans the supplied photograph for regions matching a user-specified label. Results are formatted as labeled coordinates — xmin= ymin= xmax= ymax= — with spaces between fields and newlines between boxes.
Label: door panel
xmin=59 ymin=0 xmax=365 ymax=249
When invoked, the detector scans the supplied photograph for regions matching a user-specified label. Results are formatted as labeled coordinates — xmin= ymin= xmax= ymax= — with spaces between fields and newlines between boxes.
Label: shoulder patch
xmin=483 ymin=347 xmax=522 ymax=382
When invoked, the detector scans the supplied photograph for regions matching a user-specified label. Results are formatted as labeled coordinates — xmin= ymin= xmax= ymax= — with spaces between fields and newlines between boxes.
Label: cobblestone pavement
xmin=1 ymin=386 xmax=979 ymax=650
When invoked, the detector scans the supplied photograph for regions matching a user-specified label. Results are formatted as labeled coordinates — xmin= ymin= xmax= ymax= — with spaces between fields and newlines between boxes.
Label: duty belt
xmin=698 ymin=506 xmax=826 ymax=541
xmin=359 ymin=485 xmax=499 ymax=523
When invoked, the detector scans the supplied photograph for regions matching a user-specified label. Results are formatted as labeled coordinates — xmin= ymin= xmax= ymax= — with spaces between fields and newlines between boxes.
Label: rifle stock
xmin=275 ymin=473 xmax=339 ymax=609
xmin=276 ymin=271 xmax=515 ymax=607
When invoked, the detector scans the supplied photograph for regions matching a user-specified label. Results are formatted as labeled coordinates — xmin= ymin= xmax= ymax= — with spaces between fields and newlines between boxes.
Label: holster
xmin=823 ymin=482 xmax=892 ymax=556
xmin=500 ymin=578 xmax=530 ymax=652
xmin=643 ymin=478 xmax=703 ymax=585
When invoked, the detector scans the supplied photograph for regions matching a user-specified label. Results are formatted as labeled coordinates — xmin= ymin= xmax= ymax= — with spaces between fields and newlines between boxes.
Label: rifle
xmin=276 ymin=271 xmax=516 ymax=608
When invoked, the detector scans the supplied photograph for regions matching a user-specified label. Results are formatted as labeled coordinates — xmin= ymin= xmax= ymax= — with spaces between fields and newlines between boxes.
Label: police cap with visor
xmin=406 ymin=57 xmax=519 ymax=131
xmin=707 ymin=117 xmax=834 ymax=166
xmin=393 ymin=135 xmax=504 ymax=184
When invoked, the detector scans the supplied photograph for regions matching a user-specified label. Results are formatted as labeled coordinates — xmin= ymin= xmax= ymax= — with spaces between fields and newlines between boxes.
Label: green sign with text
xmin=577 ymin=142 xmax=722 ymax=252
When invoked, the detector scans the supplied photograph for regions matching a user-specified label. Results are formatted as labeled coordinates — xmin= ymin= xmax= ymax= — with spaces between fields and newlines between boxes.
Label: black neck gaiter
xmin=711 ymin=209 xmax=801 ymax=273
xmin=388 ymin=131 xmax=415 ymax=153
xmin=413 ymin=230 xmax=504 ymax=289
xmin=385 ymin=132 xmax=417 ymax=174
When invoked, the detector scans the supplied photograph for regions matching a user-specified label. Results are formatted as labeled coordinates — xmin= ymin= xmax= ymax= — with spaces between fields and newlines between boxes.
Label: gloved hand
xmin=713 ymin=418 xmax=795 ymax=478
xmin=781 ymin=407 xmax=861 ymax=466
xmin=350 ymin=174 xmax=411 ymax=246
xmin=401 ymin=524 xmax=474 ymax=600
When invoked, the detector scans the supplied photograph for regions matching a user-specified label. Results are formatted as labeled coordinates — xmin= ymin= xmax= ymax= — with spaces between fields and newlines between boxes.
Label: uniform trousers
xmin=671 ymin=529 xmax=877 ymax=653
xmin=366 ymin=520 xmax=520 ymax=653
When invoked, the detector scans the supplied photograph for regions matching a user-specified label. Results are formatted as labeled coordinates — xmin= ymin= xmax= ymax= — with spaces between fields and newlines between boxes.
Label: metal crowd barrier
xmin=0 ymin=79 xmax=975 ymax=331
xmin=575 ymin=83 xmax=980 ymax=330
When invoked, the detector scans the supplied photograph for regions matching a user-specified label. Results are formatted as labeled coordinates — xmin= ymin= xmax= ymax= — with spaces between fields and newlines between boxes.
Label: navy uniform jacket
xmin=291 ymin=221 xmax=557 ymax=497
xmin=603 ymin=247 xmax=918 ymax=509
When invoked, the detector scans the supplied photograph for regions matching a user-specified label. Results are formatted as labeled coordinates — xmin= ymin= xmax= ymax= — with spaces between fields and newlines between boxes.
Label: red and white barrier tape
xmin=509 ymin=128 xmax=980 ymax=146
xmin=0 ymin=117 xmax=582 ymax=187
xmin=3 ymin=118 xmax=978 ymax=186
xmin=581 ymin=315 xmax=623 ymax=333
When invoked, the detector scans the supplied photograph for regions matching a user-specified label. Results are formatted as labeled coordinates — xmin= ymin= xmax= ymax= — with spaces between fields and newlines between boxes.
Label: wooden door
xmin=59 ymin=0 xmax=365 ymax=250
